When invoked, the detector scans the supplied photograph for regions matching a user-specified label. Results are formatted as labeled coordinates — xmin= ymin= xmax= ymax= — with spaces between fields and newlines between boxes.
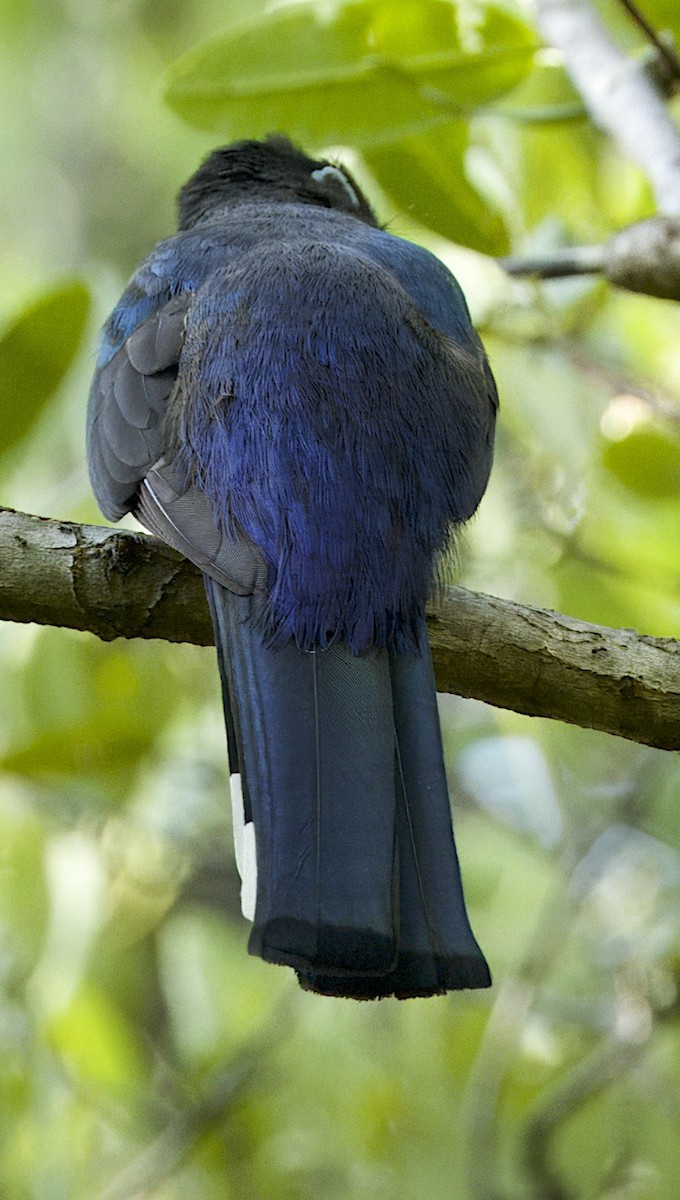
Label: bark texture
xmin=2 ymin=507 xmax=679 ymax=750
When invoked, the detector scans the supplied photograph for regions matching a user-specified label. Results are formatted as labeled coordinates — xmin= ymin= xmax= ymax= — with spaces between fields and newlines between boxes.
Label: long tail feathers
xmin=204 ymin=576 xmax=490 ymax=999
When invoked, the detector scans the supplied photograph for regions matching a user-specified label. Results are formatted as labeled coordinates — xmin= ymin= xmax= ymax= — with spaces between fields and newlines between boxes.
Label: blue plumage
xmin=172 ymin=239 xmax=491 ymax=652
xmin=87 ymin=136 xmax=496 ymax=998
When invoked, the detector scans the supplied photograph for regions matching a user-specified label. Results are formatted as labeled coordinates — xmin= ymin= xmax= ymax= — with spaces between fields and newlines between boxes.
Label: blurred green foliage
xmin=1 ymin=0 xmax=680 ymax=1197
xmin=0 ymin=280 xmax=90 ymax=457
xmin=164 ymin=0 xmax=537 ymax=146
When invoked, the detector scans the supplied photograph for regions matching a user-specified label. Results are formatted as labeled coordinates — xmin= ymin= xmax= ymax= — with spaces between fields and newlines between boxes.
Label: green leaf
xmin=516 ymin=119 xmax=604 ymax=234
xmin=1 ymin=630 xmax=181 ymax=796
xmin=0 ymin=280 xmax=90 ymax=457
xmin=643 ymin=0 xmax=680 ymax=38
xmin=164 ymin=0 xmax=538 ymax=147
xmin=158 ymin=908 xmax=284 ymax=1067
xmin=364 ymin=123 xmax=510 ymax=253
xmin=602 ymin=425 xmax=680 ymax=499
xmin=493 ymin=59 xmax=585 ymax=123
xmin=0 ymin=791 xmax=48 ymax=986
xmin=484 ymin=55 xmax=606 ymax=233
xmin=47 ymin=984 xmax=147 ymax=1092
xmin=0 ymin=0 xmax=30 ymax=39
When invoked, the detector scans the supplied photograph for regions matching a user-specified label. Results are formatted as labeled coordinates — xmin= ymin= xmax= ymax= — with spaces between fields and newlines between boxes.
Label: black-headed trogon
xmin=87 ymin=136 xmax=497 ymax=999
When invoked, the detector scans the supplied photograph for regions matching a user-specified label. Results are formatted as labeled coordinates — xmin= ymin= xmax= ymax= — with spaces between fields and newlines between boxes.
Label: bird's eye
xmin=310 ymin=165 xmax=360 ymax=209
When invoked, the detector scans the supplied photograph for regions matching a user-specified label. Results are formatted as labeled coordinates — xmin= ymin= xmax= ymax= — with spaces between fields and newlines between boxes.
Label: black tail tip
xmin=296 ymin=952 xmax=492 ymax=1001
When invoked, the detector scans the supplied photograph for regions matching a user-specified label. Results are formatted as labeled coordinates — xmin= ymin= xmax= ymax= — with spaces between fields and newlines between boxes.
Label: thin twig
xmin=565 ymin=343 xmax=680 ymax=429
xmin=94 ymin=993 xmax=294 ymax=1200
xmin=463 ymin=880 xmax=583 ymax=1200
xmin=617 ymin=0 xmax=680 ymax=84
xmin=499 ymin=245 xmax=606 ymax=278
xmin=523 ymin=1037 xmax=646 ymax=1200
xmin=95 ymin=1059 xmax=254 ymax=1200
xmin=500 ymin=217 xmax=680 ymax=298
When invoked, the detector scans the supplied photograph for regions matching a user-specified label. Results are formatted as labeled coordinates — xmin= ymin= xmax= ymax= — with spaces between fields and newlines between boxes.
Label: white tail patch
xmin=230 ymin=773 xmax=257 ymax=922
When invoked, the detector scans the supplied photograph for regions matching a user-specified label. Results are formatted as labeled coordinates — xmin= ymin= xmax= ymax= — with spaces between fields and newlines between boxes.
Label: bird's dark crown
xmin=177 ymin=134 xmax=378 ymax=231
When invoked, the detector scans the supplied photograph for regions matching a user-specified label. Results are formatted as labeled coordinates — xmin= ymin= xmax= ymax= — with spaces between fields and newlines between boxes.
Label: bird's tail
xmin=204 ymin=576 xmax=490 ymax=1000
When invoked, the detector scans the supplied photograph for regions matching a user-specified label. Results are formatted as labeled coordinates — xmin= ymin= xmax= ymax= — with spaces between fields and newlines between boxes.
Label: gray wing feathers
xmin=89 ymin=291 xmax=267 ymax=595
xmin=135 ymin=459 xmax=268 ymax=595
xmin=126 ymin=295 xmax=189 ymax=375
xmin=87 ymin=296 xmax=190 ymax=521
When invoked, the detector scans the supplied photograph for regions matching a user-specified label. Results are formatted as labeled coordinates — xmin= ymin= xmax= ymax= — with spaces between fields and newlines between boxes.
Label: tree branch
xmin=500 ymin=217 xmax=680 ymax=298
xmin=501 ymin=3 xmax=680 ymax=294
xmin=2 ymin=507 xmax=679 ymax=749
xmin=499 ymin=244 xmax=606 ymax=280
xmin=0 ymin=506 xmax=214 ymax=646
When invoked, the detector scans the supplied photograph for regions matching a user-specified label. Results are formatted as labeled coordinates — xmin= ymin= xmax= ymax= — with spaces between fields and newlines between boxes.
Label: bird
xmin=87 ymin=134 xmax=497 ymax=1000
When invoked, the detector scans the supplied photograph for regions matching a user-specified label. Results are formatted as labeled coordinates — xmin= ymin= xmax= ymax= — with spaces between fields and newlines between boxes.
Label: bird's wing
xmin=135 ymin=457 xmax=268 ymax=595
xmin=87 ymin=294 xmax=188 ymax=521
xmin=86 ymin=228 xmax=231 ymax=520
xmin=87 ymin=291 xmax=267 ymax=596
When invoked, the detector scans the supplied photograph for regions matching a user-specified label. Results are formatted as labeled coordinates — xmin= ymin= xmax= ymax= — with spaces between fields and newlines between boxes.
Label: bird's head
xmin=177 ymin=134 xmax=378 ymax=230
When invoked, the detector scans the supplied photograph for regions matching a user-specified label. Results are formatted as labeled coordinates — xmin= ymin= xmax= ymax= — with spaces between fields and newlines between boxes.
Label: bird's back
xmin=169 ymin=233 xmax=494 ymax=652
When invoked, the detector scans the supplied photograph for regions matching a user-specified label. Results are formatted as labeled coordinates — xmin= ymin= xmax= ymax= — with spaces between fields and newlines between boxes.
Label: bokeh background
xmin=2 ymin=1 xmax=680 ymax=1196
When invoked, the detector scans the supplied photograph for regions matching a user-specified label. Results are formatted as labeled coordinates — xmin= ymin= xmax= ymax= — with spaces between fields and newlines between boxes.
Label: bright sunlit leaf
xmin=163 ymin=0 xmax=537 ymax=147
xmin=602 ymin=425 xmax=680 ymax=499
xmin=364 ymin=122 xmax=510 ymax=253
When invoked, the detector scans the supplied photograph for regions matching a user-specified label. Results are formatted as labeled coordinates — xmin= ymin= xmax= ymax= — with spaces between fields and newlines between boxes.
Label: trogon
xmin=87 ymin=135 xmax=497 ymax=999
